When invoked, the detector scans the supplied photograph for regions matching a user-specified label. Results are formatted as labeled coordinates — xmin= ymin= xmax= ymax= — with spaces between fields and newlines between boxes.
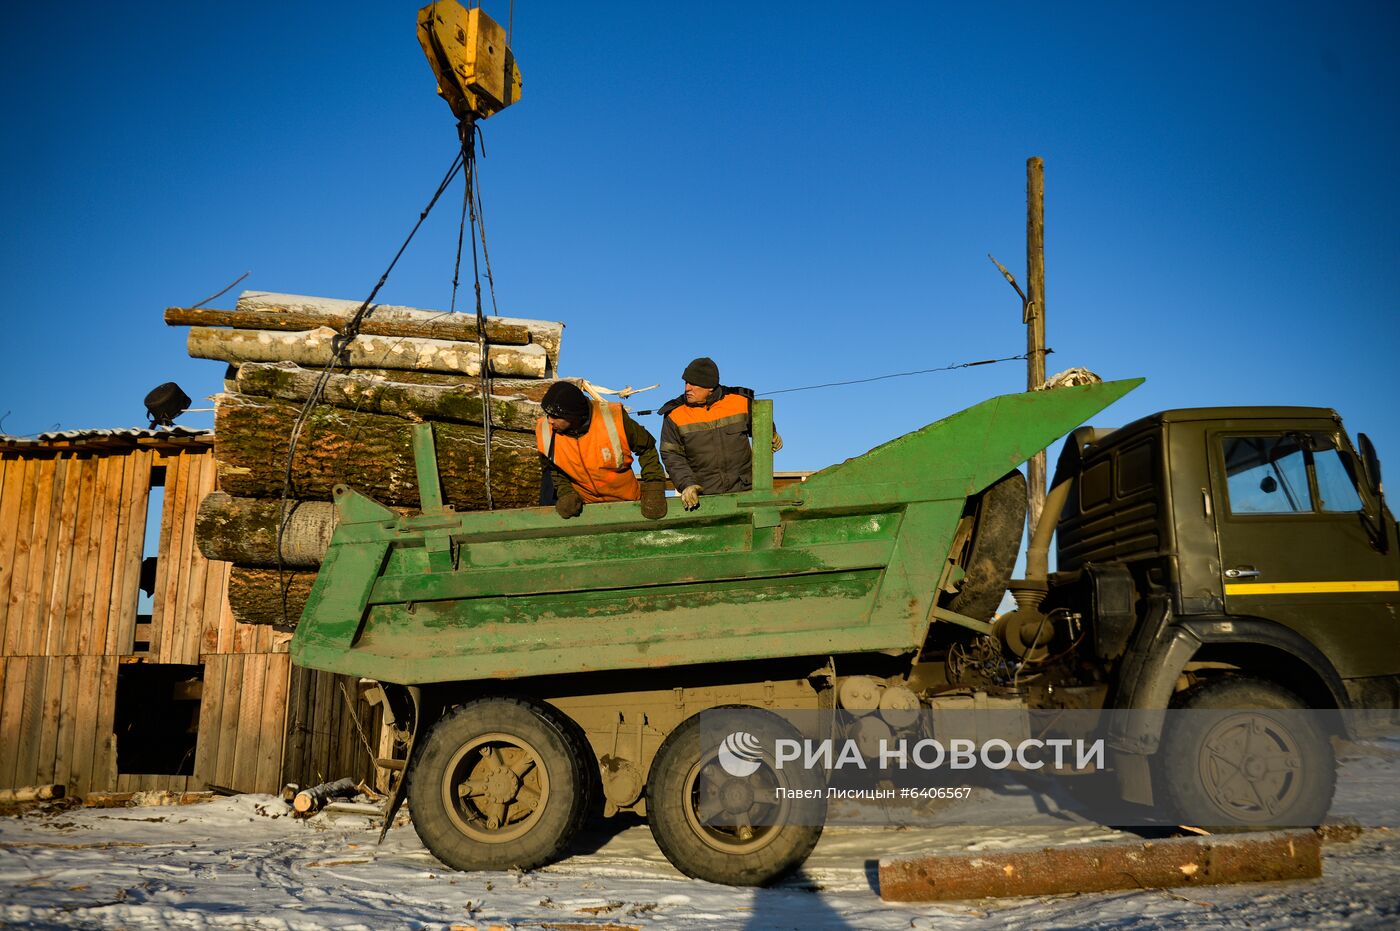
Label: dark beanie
xmin=541 ymin=381 xmax=591 ymax=422
xmin=682 ymin=357 xmax=720 ymax=388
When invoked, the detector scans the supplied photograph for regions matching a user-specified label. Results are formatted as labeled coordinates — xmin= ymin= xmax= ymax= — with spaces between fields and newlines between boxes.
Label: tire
xmin=1156 ymin=677 xmax=1336 ymax=830
xmin=943 ymin=470 xmax=1026 ymax=623
xmin=646 ymin=707 xmax=826 ymax=886
xmin=408 ymin=696 xmax=592 ymax=871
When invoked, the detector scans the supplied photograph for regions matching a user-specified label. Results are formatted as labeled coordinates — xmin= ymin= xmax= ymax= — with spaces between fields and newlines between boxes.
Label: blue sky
xmin=3 ymin=2 xmax=1398 ymax=483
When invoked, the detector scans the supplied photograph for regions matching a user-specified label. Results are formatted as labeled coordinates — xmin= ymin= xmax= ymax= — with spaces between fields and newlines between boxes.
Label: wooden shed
xmin=0 ymin=428 xmax=378 ymax=798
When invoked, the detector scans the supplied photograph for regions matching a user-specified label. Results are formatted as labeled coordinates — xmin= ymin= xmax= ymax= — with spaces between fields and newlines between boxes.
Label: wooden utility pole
xmin=1026 ymin=157 xmax=1048 ymax=535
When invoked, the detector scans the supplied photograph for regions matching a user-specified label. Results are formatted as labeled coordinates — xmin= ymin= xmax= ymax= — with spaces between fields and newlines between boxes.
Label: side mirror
xmin=1358 ymin=433 xmax=1383 ymax=498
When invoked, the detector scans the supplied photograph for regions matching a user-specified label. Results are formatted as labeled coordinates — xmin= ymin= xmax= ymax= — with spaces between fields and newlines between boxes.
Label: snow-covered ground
xmin=3 ymin=744 xmax=1399 ymax=930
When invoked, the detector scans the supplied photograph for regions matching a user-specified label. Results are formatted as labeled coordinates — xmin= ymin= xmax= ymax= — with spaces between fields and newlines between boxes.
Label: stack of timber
xmin=166 ymin=291 xmax=565 ymax=628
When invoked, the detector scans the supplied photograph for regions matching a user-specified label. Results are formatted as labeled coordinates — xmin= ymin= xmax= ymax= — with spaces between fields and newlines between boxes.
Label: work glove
xmin=680 ymin=484 xmax=702 ymax=510
xmin=555 ymin=490 xmax=584 ymax=519
xmin=640 ymin=480 xmax=668 ymax=520
xmin=772 ymin=431 xmax=784 ymax=453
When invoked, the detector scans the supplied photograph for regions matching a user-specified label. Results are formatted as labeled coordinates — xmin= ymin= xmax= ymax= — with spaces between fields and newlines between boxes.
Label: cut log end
xmin=293 ymin=777 xmax=360 ymax=814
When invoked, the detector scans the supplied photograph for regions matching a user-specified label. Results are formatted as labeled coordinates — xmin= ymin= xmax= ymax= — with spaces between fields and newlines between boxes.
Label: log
xmin=236 ymin=291 xmax=564 ymax=371
xmin=316 ymin=368 xmax=557 ymax=401
xmin=213 ymin=393 xmax=542 ymax=510
xmin=493 ymin=316 xmax=563 ymax=373
xmin=227 ymin=566 xmax=316 ymax=627
xmin=0 ymin=784 xmax=65 ymax=802
xmin=196 ymin=493 xmax=419 ymax=567
xmin=235 ymin=362 xmax=544 ymax=431
xmin=320 ymin=801 xmax=388 ymax=819
xmin=196 ymin=492 xmax=339 ymax=568
xmin=293 ymin=777 xmax=359 ymax=814
xmin=165 ymin=305 xmax=532 ymax=345
xmin=878 ymin=830 xmax=1321 ymax=902
xmin=81 ymin=790 xmax=215 ymax=808
xmin=187 ymin=326 xmax=548 ymax=378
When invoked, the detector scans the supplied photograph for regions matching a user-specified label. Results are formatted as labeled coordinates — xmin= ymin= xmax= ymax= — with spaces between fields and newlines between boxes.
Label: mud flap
xmin=377 ymin=685 xmax=423 ymax=845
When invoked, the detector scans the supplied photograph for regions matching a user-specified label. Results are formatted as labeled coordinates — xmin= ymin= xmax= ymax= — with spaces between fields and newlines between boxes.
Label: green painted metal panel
xmin=412 ymin=423 xmax=445 ymax=512
xmin=290 ymin=379 xmax=1143 ymax=683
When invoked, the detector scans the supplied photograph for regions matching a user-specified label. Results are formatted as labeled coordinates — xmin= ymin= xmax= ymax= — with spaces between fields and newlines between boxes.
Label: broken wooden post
xmin=878 ymin=830 xmax=1322 ymax=902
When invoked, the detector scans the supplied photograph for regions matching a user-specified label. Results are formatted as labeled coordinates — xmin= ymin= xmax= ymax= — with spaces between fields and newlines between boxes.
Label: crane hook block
xmin=417 ymin=2 xmax=522 ymax=122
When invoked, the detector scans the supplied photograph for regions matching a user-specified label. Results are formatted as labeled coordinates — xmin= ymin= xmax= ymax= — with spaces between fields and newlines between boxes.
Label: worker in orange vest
xmin=535 ymin=381 xmax=667 ymax=520
xmin=658 ymin=357 xmax=781 ymax=511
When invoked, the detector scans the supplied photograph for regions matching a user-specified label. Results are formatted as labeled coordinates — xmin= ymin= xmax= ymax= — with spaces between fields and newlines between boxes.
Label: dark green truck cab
xmin=1040 ymin=406 xmax=1399 ymax=817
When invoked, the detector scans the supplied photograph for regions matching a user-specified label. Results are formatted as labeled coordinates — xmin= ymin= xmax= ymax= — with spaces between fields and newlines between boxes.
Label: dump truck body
xmin=288 ymin=379 xmax=1141 ymax=884
xmin=292 ymin=379 xmax=1142 ymax=685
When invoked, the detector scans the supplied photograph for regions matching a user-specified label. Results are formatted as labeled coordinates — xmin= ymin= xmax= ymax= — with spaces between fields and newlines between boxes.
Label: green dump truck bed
xmin=291 ymin=379 xmax=1142 ymax=684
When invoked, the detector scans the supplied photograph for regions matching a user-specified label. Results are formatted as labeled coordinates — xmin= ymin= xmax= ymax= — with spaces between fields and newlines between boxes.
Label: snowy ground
xmin=3 ymin=744 xmax=1399 ymax=930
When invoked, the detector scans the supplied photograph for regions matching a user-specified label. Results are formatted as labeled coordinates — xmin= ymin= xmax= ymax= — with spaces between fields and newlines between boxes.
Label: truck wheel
xmin=943 ymin=470 xmax=1026 ymax=623
xmin=408 ymin=696 xmax=591 ymax=871
xmin=646 ymin=707 xmax=825 ymax=886
xmin=1156 ymin=678 xmax=1336 ymax=829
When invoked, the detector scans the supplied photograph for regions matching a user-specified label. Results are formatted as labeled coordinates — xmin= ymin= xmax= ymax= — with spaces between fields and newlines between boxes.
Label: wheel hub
xmin=482 ymin=758 xmax=522 ymax=804
xmin=719 ymin=778 xmax=756 ymax=814
xmin=1199 ymin=712 xmax=1302 ymax=820
xmin=441 ymin=732 xmax=550 ymax=843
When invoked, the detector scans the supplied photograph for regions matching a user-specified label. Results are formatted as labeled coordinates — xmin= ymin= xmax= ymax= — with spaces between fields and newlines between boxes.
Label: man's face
xmin=684 ymin=382 xmax=711 ymax=405
xmin=547 ymin=414 xmax=574 ymax=433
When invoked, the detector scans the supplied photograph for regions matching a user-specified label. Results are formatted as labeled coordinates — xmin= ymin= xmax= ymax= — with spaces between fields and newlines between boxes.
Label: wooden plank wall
xmin=0 ymin=445 xmax=381 ymax=796
xmin=283 ymin=665 xmax=382 ymax=789
xmin=0 ymin=449 xmax=151 ymax=661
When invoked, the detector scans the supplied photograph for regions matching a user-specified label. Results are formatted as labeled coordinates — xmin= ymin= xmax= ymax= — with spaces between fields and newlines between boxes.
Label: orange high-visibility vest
xmin=536 ymin=401 xmax=641 ymax=503
xmin=662 ymin=391 xmax=751 ymax=431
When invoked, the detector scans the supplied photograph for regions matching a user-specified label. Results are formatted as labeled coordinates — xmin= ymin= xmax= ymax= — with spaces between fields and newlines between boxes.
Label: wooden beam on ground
xmin=81 ymin=790 xmax=216 ymax=808
xmin=0 ymin=784 xmax=65 ymax=802
xmin=187 ymin=326 xmax=548 ymax=378
xmin=878 ymin=830 xmax=1321 ymax=902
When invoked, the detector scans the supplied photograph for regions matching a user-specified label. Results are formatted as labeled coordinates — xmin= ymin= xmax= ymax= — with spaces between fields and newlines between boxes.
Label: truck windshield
xmin=1222 ymin=433 xmax=1363 ymax=515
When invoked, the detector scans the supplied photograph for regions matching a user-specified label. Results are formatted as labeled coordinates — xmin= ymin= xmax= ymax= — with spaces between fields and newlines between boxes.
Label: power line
xmin=632 ymin=351 xmax=1047 ymax=416
xmin=758 ymin=351 xmax=1046 ymax=397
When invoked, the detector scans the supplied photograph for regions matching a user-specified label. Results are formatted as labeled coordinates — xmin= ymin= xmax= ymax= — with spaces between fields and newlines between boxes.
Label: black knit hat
xmin=682 ymin=357 xmax=720 ymax=388
xmin=541 ymin=381 xmax=591 ymax=422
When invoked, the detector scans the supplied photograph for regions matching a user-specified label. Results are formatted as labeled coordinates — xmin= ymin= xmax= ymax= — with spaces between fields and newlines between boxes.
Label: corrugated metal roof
xmin=0 ymin=426 xmax=213 ymax=453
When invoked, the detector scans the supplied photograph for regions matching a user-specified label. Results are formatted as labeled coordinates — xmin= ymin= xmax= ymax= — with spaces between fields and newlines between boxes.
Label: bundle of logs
xmin=166 ymin=291 xmax=564 ymax=627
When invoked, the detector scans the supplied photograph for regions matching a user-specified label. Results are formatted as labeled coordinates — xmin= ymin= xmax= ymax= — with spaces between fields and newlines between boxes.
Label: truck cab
xmin=1053 ymin=407 xmax=1400 ymax=711
xmin=1039 ymin=407 xmax=1399 ymax=826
